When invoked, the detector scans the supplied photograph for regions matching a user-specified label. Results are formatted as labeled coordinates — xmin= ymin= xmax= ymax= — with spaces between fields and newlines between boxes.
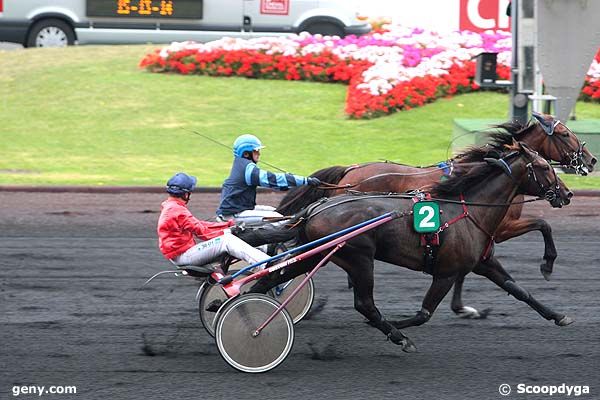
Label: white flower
xmin=154 ymin=24 xmax=598 ymax=95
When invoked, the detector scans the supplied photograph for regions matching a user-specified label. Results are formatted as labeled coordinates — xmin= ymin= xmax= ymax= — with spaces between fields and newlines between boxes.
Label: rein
xmin=314 ymin=160 xmax=518 ymax=192
xmin=316 ymin=181 xmax=357 ymax=190
xmin=305 ymin=192 xmax=544 ymax=222
xmin=428 ymin=195 xmax=542 ymax=207
xmin=315 ymin=162 xmax=461 ymax=191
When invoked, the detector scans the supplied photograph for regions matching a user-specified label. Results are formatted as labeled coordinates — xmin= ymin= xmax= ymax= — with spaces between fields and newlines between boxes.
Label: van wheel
xmin=26 ymin=19 xmax=75 ymax=48
xmin=304 ymin=22 xmax=345 ymax=37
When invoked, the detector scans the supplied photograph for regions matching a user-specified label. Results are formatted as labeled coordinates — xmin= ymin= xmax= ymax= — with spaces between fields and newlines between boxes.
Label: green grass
xmin=1 ymin=45 xmax=599 ymax=188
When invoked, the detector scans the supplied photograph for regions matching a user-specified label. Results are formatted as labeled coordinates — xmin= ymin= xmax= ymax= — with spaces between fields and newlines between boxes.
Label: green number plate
xmin=413 ymin=201 xmax=440 ymax=233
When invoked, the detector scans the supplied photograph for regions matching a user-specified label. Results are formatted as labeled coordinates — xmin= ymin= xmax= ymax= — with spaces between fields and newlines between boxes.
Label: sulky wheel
xmin=269 ymin=242 xmax=315 ymax=324
xmin=198 ymin=262 xmax=250 ymax=337
xmin=272 ymin=273 xmax=315 ymax=324
xmin=215 ymin=294 xmax=294 ymax=373
xmin=198 ymin=280 xmax=230 ymax=338
xmin=198 ymin=267 xmax=250 ymax=337
xmin=198 ymin=267 xmax=274 ymax=337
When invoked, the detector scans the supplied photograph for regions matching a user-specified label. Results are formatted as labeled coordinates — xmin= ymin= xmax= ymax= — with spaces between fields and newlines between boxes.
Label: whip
xmin=181 ymin=128 xmax=289 ymax=173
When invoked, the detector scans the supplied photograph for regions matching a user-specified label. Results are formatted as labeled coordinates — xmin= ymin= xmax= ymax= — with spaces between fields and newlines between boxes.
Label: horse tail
xmin=277 ymin=165 xmax=348 ymax=215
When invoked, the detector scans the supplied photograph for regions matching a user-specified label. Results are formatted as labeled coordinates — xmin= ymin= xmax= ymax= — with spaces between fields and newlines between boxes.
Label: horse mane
xmin=276 ymin=165 xmax=348 ymax=215
xmin=430 ymin=144 xmax=518 ymax=197
xmin=455 ymin=120 xmax=534 ymax=164
xmin=487 ymin=120 xmax=538 ymax=148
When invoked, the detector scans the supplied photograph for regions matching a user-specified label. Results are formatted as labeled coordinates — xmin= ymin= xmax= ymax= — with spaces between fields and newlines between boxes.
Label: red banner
xmin=260 ymin=0 xmax=289 ymax=15
xmin=460 ymin=0 xmax=511 ymax=32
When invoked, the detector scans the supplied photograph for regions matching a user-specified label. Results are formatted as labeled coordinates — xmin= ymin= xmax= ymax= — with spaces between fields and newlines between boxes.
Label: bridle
xmin=524 ymin=151 xmax=562 ymax=204
xmin=494 ymin=148 xmax=562 ymax=204
xmin=535 ymin=116 xmax=590 ymax=176
xmin=552 ymin=124 xmax=589 ymax=175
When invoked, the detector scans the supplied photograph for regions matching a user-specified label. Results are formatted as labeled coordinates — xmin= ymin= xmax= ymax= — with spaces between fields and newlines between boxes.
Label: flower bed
xmin=140 ymin=26 xmax=600 ymax=118
xmin=581 ymin=50 xmax=600 ymax=102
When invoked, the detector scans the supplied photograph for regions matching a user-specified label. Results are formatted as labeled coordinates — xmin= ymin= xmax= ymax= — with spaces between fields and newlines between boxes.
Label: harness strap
xmin=344 ymin=164 xmax=362 ymax=175
xmin=437 ymin=194 xmax=495 ymax=262
xmin=306 ymin=193 xmax=401 ymax=221
xmin=437 ymin=194 xmax=469 ymax=233
xmin=480 ymin=237 xmax=495 ymax=261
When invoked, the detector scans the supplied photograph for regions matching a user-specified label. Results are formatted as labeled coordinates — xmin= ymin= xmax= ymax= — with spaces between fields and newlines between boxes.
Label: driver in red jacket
xmin=157 ymin=172 xmax=270 ymax=268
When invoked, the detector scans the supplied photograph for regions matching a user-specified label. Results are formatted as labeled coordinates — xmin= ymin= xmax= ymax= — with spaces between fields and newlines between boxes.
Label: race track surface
xmin=1 ymin=191 xmax=599 ymax=400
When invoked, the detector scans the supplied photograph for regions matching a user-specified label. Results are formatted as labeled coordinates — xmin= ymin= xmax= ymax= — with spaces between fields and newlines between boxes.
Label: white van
xmin=0 ymin=0 xmax=370 ymax=47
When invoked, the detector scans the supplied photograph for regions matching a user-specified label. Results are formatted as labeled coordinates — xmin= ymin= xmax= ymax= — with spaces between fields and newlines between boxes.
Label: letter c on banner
xmin=468 ymin=0 xmax=495 ymax=29
xmin=497 ymin=0 xmax=510 ymax=28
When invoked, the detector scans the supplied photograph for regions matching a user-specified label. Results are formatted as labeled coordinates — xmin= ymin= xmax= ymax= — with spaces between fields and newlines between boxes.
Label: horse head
xmin=496 ymin=141 xmax=572 ymax=208
xmin=530 ymin=112 xmax=597 ymax=175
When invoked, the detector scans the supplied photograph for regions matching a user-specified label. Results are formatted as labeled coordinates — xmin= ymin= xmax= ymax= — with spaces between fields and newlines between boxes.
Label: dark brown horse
xmin=252 ymin=142 xmax=573 ymax=351
xmin=277 ymin=113 xmax=596 ymax=318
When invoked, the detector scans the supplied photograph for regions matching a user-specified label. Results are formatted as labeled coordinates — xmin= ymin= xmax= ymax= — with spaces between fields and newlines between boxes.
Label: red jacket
xmin=157 ymin=197 xmax=234 ymax=260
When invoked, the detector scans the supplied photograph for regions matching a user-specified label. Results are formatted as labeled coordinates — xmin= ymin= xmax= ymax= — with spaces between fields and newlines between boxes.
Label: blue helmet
xmin=233 ymin=134 xmax=265 ymax=158
xmin=166 ymin=172 xmax=197 ymax=195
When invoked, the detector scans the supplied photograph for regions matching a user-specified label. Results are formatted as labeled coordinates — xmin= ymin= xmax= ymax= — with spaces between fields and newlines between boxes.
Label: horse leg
xmin=449 ymin=274 xmax=488 ymax=319
xmin=494 ymin=218 xmax=557 ymax=281
xmin=473 ymin=257 xmax=573 ymax=326
xmin=390 ymin=274 xmax=457 ymax=330
xmin=332 ymin=253 xmax=417 ymax=353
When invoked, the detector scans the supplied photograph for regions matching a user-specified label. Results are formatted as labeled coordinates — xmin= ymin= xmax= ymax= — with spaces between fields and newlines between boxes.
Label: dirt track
xmin=1 ymin=191 xmax=599 ymax=400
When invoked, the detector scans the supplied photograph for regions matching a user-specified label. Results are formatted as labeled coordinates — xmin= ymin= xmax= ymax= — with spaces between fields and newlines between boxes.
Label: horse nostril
xmin=567 ymin=191 xmax=573 ymax=199
xmin=592 ymin=157 xmax=598 ymax=166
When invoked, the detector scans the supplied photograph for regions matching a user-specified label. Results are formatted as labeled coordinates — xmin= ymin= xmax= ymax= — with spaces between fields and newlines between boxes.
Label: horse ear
xmin=484 ymin=158 xmax=512 ymax=176
xmin=532 ymin=111 xmax=554 ymax=135
xmin=531 ymin=111 xmax=544 ymax=122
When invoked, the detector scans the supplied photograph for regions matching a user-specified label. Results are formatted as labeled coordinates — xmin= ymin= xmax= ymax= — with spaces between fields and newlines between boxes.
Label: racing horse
xmin=276 ymin=112 xmax=596 ymax=318
xmin=250 ymin=142 xmax=573 ymax=352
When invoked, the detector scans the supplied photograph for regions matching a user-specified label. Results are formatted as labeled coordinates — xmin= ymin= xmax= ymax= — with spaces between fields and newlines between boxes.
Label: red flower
xmin=140 ymin=44 xmax=600 ymax=119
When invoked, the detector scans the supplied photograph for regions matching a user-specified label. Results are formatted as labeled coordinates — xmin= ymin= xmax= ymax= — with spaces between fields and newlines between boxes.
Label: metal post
xmin=510 ymin=0 xmax=528 ymax=124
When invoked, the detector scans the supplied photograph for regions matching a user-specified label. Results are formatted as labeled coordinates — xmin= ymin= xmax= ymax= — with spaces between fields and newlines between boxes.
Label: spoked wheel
xmin=269 ymin=242 xmax=315 ymax=324
xmin=272 ymin=273 xmax=315 ymax=324
xmin=198 ymin=266 xmax=255 ymax=337
xmin=198 ymin=280 xmax=229 ymax=337
xmin=215 ymin=294 xmax=294 ymax=373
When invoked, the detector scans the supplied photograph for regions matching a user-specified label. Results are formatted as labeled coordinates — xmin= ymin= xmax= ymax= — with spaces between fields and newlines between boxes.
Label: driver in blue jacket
xmin=216 ymin=134 xmax=320 ymax=223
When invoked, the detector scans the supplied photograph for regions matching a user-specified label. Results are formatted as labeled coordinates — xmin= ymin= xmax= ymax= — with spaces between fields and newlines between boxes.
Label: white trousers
xmin=226 ymin=205 xmax=283 ymax=226
xmin=171 ymin=232 xmax=270 ymax=267
xmin=217 ymin=206 xmax=284 ymax=254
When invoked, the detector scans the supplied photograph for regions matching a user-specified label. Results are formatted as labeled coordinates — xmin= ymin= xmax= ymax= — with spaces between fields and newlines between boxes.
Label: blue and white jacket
xmin=217 ymin=157 xmax=308 ymax=216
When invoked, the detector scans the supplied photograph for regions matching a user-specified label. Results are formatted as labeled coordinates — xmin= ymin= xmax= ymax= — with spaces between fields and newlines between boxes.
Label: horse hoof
xmin=401 ymin=338 xmax=418 ymax=353
xmin=540 ymin=264 xmax=553 ymax=281
xmin=555 ymin=315 xmax=574 ymax=326
xmin=388 ymin=330 xmax=417 ymax=352
xmin=457 ymin=306 xmax=480 ymax=319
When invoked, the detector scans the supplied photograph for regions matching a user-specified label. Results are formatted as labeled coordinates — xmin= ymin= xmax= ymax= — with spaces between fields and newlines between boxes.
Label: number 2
xmin=419 ymin=206 xmax=435 ymax=228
